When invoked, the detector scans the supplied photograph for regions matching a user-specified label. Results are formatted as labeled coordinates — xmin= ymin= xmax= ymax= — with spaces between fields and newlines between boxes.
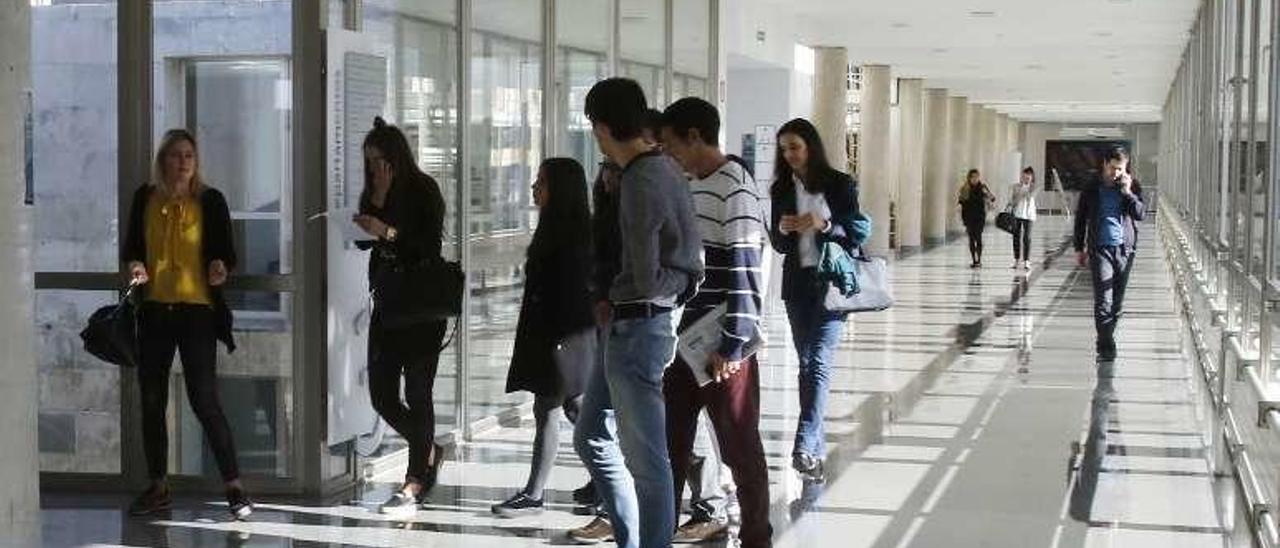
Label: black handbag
xmin=995 ymin=207 xmax=1017 ymax=234
xmin=371 ymin=256 xmax=464 ymax=328
xmin=80 ymin=283 xmax=141 ymax=367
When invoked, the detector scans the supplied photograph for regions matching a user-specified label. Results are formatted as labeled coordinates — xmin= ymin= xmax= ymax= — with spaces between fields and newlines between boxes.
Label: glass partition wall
xmin=34 ymin=0 xmax=719 ymax=495
xmin=1160 ymin=0 xmax=1278 ymax=542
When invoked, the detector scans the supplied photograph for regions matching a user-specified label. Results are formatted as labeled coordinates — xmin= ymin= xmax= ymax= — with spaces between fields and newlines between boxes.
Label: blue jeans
xmin=785 ymin=296 xmax=845 ymax=459
xmin=574 ymin=311 xmax=679 ymax=548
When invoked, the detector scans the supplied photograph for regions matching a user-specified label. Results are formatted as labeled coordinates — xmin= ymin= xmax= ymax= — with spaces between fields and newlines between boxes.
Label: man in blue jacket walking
xmin=1073 ymin=145 xmax=1146 ymax=361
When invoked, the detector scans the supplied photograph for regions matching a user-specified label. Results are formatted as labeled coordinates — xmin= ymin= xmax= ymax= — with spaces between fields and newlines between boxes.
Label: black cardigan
xmin=768 ymin=170 xmax=863 ymax=301
xmin=122 ymin=184 xmax=238 ymax=352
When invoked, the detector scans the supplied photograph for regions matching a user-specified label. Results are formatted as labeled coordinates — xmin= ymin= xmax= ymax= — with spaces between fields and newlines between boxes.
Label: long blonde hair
xmin=151 ymin=128 xmax=206 ymax=196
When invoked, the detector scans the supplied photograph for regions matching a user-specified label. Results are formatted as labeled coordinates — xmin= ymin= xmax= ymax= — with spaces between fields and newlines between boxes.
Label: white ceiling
xmin=771 ymin=0 xmax=1202 ymax=122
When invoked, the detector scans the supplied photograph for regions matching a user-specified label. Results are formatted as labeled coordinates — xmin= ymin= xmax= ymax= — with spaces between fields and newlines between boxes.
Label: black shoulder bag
xmin=371 ymin=256 xmax=464 ymax=328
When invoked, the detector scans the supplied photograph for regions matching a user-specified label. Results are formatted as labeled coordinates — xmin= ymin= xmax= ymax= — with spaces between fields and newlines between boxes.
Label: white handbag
xmin=823 ymin=254 xmax=894 ymax=313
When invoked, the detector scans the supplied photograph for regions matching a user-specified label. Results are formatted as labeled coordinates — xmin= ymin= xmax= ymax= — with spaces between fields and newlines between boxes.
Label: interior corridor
xmin=37 ymin=216 xmax=1230 ymax=548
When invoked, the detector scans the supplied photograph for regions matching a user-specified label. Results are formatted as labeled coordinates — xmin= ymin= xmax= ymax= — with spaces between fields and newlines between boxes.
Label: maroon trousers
xmin=664 ymin=354 xmax=773 ymax=548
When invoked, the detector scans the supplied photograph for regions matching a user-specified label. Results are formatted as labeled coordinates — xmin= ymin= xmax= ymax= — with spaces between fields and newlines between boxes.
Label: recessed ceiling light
xmin=1024 ymin=64 xmax=1045 ymax=71
xmin=891 ymin=22 xmax=911 ymax=29
xmin=931 ymin=48 xmax=949 ymax=54
xmin=1092 ymin=30 xmax=1114 ymax=38
xmin=968 ymin=10 xmax=997 ymax=18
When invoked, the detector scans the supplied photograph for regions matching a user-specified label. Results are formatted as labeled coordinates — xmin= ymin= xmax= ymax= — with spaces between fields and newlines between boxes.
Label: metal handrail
xmin=1160 ymin=198 xmax=1280 ymax=547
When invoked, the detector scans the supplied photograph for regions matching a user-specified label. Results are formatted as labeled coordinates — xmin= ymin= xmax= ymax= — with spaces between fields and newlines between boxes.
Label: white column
xmin=923 ymin=89 xmax=950 ymax=244
xmin=0 ymin=2 xmax=40 ymax=545
xmin=812 ymin=47 xmax=849 ymax=170
xmin=858 ymin=65 xmax=892 ymax=254
xmin=896 ymin=78 xmax=924 ymax=251
xmin=978 ymin=107 xmax=996 ymax=188
xmin=967 ymin=104 xmax=984 ymax=188
xmin=946 ymin=96 xmax=969 ymax=237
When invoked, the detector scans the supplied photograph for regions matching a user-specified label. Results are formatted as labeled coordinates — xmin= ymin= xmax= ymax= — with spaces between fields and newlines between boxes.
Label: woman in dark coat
xmin=958 ymin=168 xmax=996 ymax=268
xmin=492 ymin=157 xmax=597 ymax=516
xmin=767 ymin=118 xmax=865 ymax=482
xmin=354 ymin=117 xmax=449 ymax=516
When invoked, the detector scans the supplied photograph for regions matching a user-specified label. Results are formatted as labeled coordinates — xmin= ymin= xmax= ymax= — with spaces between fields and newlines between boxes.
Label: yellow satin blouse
xmin=143 ymin=192 xmax=211 ymax=305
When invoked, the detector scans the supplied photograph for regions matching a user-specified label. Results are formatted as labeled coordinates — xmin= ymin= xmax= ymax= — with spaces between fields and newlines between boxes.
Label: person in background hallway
xmin=958 ymin=168 xmax=996 ymax=268
xmin=768 ymin=118 xmax=864 ymax=483
xmin=1009 ymin=166 xmax=1038 ymax=270
xmin=123 ymin=128 xmax=252 ymax=519
xmin=492 ymin=158 xmax=596 ymax=517
xmin=570 ymin=78 xmax=704 ymax=548
xmin=355 ymin=117 xmax=449 ymax=516
xmin=1073 ymin=145 xmax=1145 ymax=361
xmin=660 ymin=97 xmax=773 ymax=547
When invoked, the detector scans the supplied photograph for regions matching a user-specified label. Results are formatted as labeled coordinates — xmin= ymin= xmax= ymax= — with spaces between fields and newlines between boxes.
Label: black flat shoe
xmin=129 ymin=485 xmax=172 ymax=516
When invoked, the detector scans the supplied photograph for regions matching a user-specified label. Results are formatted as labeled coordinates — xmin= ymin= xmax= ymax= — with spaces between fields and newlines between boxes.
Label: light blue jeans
xmin=574 ymin=311 xmax=679 ymax=548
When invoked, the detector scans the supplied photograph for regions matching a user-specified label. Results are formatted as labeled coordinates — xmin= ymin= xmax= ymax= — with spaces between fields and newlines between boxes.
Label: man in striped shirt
xmin=660 ymin=97 xmax=773 ymax=548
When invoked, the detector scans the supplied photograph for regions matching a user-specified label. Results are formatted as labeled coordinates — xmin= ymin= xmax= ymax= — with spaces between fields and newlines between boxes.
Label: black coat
xmin=122 ymin=184 xmax=237 ymax=352
xmin=768 ymin=170 xmax=863 ymax=302
xmin=506 ymin=224 xmax=595 ymax=398
xmin=356 ymin=175 xmax=446 ymax=287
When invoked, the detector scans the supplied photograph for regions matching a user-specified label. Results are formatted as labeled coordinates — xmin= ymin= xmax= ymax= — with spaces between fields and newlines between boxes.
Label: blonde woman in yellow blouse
xmin=122 ymin=129 xmax=251 ymax=519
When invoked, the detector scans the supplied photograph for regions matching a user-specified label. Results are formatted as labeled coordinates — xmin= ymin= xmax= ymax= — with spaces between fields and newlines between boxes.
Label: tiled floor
xmin=38 ymin=216 xmax=1234 ymax=547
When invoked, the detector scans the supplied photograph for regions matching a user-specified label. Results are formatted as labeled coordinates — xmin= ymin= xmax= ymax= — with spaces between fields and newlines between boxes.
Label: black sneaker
xmin=226 ymin=487 xmax=253 ymax=520
xmin=792 ymin=453 xmax=825 ymax=483
xmin=128 ymin=485 xmax=172 ymax=516
xmin=572 ymin=481 xmax=598 ymax=505
xmin=378 ymin=492 xmax=419 ymax=517
xmin=491 ymin=492 xmax=544 ymax=518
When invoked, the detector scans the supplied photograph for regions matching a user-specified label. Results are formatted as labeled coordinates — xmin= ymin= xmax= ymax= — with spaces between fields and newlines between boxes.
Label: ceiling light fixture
xmin=968 ymin=10 xmax=997 ymax=18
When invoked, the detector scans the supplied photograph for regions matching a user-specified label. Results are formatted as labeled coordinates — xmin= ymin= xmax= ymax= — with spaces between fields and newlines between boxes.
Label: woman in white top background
xmin=1009 ymin=166 xmax=1038 ymax=270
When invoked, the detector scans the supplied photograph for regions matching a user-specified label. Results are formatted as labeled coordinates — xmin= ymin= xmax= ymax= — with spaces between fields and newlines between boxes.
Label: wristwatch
xmin=383 ymin=226 xmax=398 ymax=242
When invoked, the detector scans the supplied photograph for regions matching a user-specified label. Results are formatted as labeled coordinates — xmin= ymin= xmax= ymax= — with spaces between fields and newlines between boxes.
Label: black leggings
xmin=138 ymin=303 xmax=240 ymax=482
xmin=368 ymin=320 xmax=448 ymax=482
xmin=965 ymin=222 xmax=985 ymax=262
xmin=1012 ymin=219 xmax=1033 ymax=261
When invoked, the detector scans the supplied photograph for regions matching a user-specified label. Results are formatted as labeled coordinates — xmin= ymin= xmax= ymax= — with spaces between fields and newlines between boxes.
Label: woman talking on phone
xmin=355 ymin=117 xmax=449 ymax=516
xmin=767 ymin=118 xmax=864 ymax=483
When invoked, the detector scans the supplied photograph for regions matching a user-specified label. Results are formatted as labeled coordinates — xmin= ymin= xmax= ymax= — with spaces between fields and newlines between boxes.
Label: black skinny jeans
xmin=368 ymin=319 xmax=448 ymax=483
xmin=138 ymin=302 xmax=240 ymax=482
xmin=1012 ymin=219 xmax=1033 ymax=261
xmin=965 ymin=222 xmax=985 ymax=261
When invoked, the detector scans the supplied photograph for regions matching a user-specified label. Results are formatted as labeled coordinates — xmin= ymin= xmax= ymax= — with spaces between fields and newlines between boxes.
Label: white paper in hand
xmin=676 ymin=303 xmax=766 ymax=386
xmin=309 ymin=207 xmax=366 ymax=242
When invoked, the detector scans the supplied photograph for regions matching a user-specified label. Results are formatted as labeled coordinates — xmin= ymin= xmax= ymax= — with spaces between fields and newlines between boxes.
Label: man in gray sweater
xmin=569 ymin=78 xmax=704 ymax=548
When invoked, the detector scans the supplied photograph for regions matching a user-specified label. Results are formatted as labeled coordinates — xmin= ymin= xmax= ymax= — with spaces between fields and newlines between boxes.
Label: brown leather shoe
xmin=672 ymin=518 xmax=729 ymax=543
xmin=567 ymin=516 xmax=614 ymax=545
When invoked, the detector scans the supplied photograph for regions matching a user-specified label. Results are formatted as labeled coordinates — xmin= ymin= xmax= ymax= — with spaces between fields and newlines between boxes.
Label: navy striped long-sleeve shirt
xmin=684 ymin=159 xmax=769 ymax=361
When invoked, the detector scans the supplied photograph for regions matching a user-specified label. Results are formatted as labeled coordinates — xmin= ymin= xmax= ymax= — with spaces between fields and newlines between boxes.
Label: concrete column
xmin=0 ymin=2 xmax=41 ymax=546
xmin=946 ymin=96 xmax=969 ymax=237
xmin=896 ymin=78 xmax=924 ymax=252
xmin=858 ymin=65 xmax=892 ymax=254
xmin=978 ymin=107 xmax=996 ymax=189
xmin=967 ymin=104 xmax=984 ymax=188
xmin=923 ymin=89 xmax=950 ymax=244
xmin=812 ymin=47 xmax=849 ymax=170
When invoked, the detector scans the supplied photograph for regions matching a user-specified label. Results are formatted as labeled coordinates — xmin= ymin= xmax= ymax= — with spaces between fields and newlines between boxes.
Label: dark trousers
xmin=965 ymin=222 xmax=985 ymax=261
xmin=1012 ymin=219 xmax=1033 ymax=261
xmin=1089 ymin=246 xmax=1135 ymax=354
xmin=368 ymin=320 xmax=448 ymax=482
xmin=665 ymin=355 xmax=772 ymax=548
xmin=138 ymin=302 xmax=240 ymax=482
